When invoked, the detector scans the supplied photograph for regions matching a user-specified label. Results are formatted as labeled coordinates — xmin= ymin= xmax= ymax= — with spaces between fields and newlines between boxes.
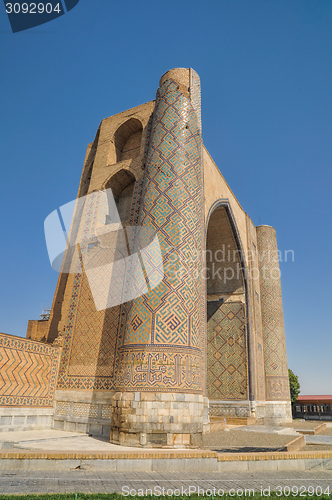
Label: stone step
xmin=210 ymin=416 xmax=256 ymax=426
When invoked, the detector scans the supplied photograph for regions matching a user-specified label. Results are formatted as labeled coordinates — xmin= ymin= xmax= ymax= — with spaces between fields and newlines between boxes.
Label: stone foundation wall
xmin=209 ymin=399 xmax=292 ymax=425
xmin=0 ymin=407 xmax=53 ymax=432
xmin=111 ymin=392 xmax=209 ymax=448
xmin=53 ymin=390 xmax=114 ymax=437
xmin=255 ymin=401 xmax=292 ymax=425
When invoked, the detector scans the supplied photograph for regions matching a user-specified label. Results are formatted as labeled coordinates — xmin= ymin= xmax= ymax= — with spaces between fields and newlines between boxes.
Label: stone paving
xmin=0 ymin=428 xmax=298 ymax=454
xmin=305 ymin=435 xmax=332 ymax=445
xmin=0 ymin=430 xmax=148 ymax=452
xmin=203 ymin=429 xmax=292 ymax=453
xmin=0 ymin=470 xmax=332 ymax=495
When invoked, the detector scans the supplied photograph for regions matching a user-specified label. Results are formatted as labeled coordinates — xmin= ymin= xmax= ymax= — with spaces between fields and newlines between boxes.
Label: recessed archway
xmin=205 ymin=203 xmax=248 ymax=401
xmin=114 ymin=118 xmax=143 ymax=162
xmin=105 ymin=169 xmax=136 ymax=225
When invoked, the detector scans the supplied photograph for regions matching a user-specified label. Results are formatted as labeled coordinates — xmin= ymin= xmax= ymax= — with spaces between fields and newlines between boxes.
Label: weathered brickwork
xmin=26 ymin=319 xmax=50 ymax=342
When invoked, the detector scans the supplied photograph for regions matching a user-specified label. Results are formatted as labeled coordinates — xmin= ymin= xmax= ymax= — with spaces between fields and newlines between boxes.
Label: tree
xmin=288 ymin=369 xmax=301 ymax=403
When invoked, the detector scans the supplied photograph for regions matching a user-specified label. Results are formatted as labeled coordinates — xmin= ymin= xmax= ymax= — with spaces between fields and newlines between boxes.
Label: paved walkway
xmin=0 ymin=470 xmax=332 ymax=494
xmin=0 ymin=430 xmax=159 ymax=452
xmin=0 ymin=428 xmax=298 ymax=454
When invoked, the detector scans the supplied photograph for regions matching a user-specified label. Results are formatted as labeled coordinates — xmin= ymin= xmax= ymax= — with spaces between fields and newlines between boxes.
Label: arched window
xmin=105 ymin=169 xmax=136 ymax=225
xmin=114 ymin=118 xmax=143 ymax=162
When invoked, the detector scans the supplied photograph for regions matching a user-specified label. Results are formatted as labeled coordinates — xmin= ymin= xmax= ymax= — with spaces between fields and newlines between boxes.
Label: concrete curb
xmin=298 ymin=423 xmax=327 ymax=435
xmin=285 ymin=435 xmax=305 ymax=451
xmin=0 ymin=449 xmax=331 ymax=471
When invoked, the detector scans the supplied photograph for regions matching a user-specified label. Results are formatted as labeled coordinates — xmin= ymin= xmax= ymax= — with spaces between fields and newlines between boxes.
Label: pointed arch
xmin=205 ymin=199 xmax=251 ymax=402
xmin=105 ymin=169 xmax=136 ymax=225
xmin=114 ymin=118 xmax=143 ymax=162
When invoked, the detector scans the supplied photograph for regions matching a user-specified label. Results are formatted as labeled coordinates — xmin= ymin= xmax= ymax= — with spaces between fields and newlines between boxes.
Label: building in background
xmin=293 ymin=396 xmax=332 ymax=421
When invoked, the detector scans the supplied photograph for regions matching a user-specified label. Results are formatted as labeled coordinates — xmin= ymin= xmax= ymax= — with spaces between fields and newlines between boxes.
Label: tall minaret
xmin=256 ymin=225 xmax=292 ymax=424
xmin=111 ymin=68 xmax=207 ymax=447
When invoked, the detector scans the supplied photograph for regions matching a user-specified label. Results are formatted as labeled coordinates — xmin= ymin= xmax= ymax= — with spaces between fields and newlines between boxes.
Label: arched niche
xmin=206 ymin=206 xmax=244 ymax=295
xmin=205 ymin=202 xmax=248 ymax=401
xmin=114 ymin=118 xmax=143 ymax=162
xmin=105 ymin=169 xmax=136 ymax=225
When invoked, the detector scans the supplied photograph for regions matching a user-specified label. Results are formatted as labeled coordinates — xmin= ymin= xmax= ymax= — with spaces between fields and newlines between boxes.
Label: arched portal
xmin=205 ymin=203 xmax=249 ymax=402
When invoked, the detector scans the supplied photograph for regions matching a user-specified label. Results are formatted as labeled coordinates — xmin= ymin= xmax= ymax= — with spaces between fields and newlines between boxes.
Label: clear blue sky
xmin=1 ymin=1 xmax=331 ymax=394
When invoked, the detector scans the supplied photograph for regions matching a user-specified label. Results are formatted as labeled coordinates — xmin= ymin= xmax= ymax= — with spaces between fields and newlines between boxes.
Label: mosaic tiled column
xmin=111 ymin=69 xmax=207 ymax=447
xmin=256 ymin=225 xmax=291 ymax=423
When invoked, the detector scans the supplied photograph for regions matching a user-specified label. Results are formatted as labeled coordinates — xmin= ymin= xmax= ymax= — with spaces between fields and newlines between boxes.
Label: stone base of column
xmin=110 ymin=392 xmax=208 ymax=448
xmin=253 ymin=400 xmax=292 ymax=425
xmin=208 ymin=400 xmax=292 ymax=426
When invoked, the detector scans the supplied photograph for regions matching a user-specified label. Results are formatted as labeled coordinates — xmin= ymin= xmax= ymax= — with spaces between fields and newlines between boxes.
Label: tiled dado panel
xmin=0 ymin=332 xmax=60 ymax=407
xmin=207 ymin=302 xmax=248 ymax=400
xmin=116 ymin=76 xmax=205 ymax=393
xmin=55 ymin=401 xmax=113 ymax=422
xmin=209 ymin=403 xmax=250 ymax=418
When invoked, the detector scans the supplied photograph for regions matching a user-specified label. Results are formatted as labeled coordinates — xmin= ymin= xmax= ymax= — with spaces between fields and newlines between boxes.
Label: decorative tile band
xmin=0 ymin=451 xmax=217 ymax=460
xmin=217 ymin=451 xmax=332 ymax=461
xmin=0 ymin=450 xmax=331 ymax=461
xmin=54 ymin=402 xmax=113 ymax=420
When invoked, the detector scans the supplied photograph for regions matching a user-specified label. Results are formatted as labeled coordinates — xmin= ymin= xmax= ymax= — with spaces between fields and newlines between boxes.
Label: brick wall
xmin=0 ymin=332 xmax=60 ymax=407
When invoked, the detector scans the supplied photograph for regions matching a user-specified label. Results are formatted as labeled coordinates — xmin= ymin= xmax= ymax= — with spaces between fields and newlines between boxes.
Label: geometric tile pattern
xmin=256 ymin=226 xmax=290 ymax=401
xmin=190 ymin=68 xmax=202 ymax=133
xmin=209 ymin=404 xmax=249 ymax=417
xmin=55 ymin=401 xmax=70 ymax=416
xmin=0 ymin=332 xmax=60 ymax=407
xmin=72 ymin=403 xmax=98 ymax=418
xmin=207 ymin=302 xmax=248 ymax=400
xmin=67 ymin=274 xmax=120 ymax=378
xmin=245 ymin=221 xmax=266 ymax=402
xmin=130 ymin=178 xmax=144 ymax=226
xmin=116 ymin=78 xmax=205 ymax=392
xmin=101 ymin=404 xmax=113 ymax=419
